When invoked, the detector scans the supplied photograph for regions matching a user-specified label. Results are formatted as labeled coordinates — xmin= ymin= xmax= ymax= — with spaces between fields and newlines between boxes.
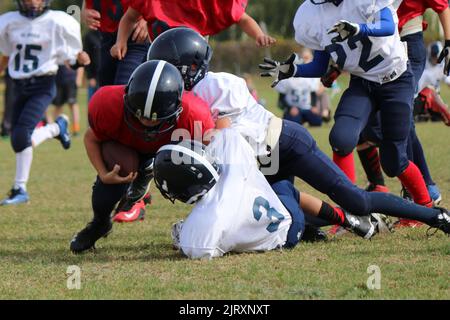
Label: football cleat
xmin=427 ymin=208 xmax=450 ymax=236
xmin=427 ymin=184 xmax=442 ymax=206
xmin=171 ymin=220 xmax=184 ymax=250
xmin=394 ymin=219 xmax=424 ymax=228
xmin=113 ymin=195 xmax=151 ymax=223
xmin=342 ymin=211 xmax=376 ymax=239
xmin=370 ymin=213 xmax=395 ymax=233
xmin=301 ymin=224 xmax=328 ymax=242
xmin=70 ymin=219 xmax=112 ymax=254
xmin=55 ymin=115 xmax=71 ymax=150
xmin=366 ymin=183 xmax=390 ymax=193
xmin=0 ymin=187 xmax=29 ymax=206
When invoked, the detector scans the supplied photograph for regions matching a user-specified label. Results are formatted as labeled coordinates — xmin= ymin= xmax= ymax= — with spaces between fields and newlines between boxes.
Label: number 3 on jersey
xmin=14 ymin=44 xmax=42 ymax=73
xmin=253 ymin=197 xmax=285 ymax=233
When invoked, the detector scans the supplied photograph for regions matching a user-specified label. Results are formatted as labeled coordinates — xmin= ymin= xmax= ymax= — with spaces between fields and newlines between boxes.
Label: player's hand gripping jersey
xmin=177 ymin=129 xmax=292 ymax=259
xmin=0 ymin=10 xmax=82 ymax=79
xmin=294 ymin=0 xmax=408 ymax=84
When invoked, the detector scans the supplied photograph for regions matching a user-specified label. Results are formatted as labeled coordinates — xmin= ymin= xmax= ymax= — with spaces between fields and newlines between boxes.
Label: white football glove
xmin=259 ymin=53 xmax=301 ymax=88
xmin=327 ymin=20 xmax=360 ymax=43
xmin=171 ymin=219 xmax=184 ymax=250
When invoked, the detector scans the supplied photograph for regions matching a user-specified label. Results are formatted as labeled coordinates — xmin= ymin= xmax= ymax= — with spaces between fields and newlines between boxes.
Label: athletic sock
xmin=357 ymin=146 xmax=385 ymax=186
xmin=398 ymin=161 xmax=433 ymax=207
xmin=317 ymin=202 xmax=345 ymax=225
xmin=333 ymin=152 xmax=356 ymax=184
xmin=31 ymin=123 xmax=60 ymax=147
xmin=14 ymin=146 xmax=33 ymax=191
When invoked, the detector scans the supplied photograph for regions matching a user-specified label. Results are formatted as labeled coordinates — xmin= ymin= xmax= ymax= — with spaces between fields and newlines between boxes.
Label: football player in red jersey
xmin=69 ymin=60 xmax=215 ymax=253
xmin=110 ymin=0 xmax=275 ymax=60
xmin=81 ymin=0 xmax=149 ymax=86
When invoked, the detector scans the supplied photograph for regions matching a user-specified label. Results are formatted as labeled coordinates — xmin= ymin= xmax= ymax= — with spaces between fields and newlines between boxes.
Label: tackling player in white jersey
xmin=147 ymin=27 xmax=450 ymax=240
xmin=0 ymin=0 xmax=90 ymax=205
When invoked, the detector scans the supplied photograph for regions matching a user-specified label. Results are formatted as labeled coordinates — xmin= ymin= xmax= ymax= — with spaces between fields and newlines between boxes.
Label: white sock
xmin=14 ymin=146 xmax=33 ymax=191
xmin=31 ymin=123 xmax=60 ymax=147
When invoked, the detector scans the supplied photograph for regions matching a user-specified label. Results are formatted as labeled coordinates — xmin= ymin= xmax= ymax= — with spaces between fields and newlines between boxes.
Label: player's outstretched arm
xmin=111 ymin=8 xmax=141 ymax=60
xmin=237 ymin=13 xmax=276 ymax=47
xmin=327 ymin=7 xmax=395 ymax=43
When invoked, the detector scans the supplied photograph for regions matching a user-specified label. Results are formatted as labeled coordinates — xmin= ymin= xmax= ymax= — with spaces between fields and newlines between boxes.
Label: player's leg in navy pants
xmin=98 ymin=32 xmax=118 ymax=87
xmin=114 ymin=40 xmax=149 ymax=85
xmin=265 ymin=119 xmax=440 ymax=224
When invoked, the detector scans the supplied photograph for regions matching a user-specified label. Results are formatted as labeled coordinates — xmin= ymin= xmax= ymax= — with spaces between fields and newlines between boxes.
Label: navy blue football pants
xmin=361 ymin=32 xmax=434 ymax=185
xmin=265 ymin=120 xmax=439 ymax=224
xmin=330 ymin=67 xmax=414 ymax=177
xmin=98 ymin=32 xmax=149 ymax=86
xmin=11 ymin=75 xmax=56 ymax=153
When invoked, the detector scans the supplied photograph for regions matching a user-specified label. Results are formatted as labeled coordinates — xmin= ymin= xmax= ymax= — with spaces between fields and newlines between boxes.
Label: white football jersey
xmin=275 ymin=77 xmax=320 ymax=110
xmin=193 ymin=72 xmax=274 ymax=155
xmin=178 ymin=129 xmax=292 ymax=259
xmin=0 ymin=10 xmax=82 ymax=79
xmin=294 ymin=0 xmax=408 ymax=84
xmin=419 ymin=61 xmax=450 ymax=93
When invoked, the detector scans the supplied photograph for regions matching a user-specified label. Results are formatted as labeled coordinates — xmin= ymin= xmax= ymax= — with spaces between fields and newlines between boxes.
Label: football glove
xmin=327 ymin=20 xmax=360 ymax=43
xmin=259 ymin=53 xmax=300 ymax=88
xmin=437 ymin=40 xmax=450 ymax=76
xmin=321 ymin=63 xmax=342 ymax=88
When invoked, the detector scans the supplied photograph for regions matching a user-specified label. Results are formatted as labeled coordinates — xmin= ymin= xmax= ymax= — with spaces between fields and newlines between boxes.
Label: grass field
xmin=0 ymin=75 xmax=448 ymax=300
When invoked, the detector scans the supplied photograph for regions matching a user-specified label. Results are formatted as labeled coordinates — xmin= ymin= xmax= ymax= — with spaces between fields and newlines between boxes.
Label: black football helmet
xmin=16 ymin=0 xmax=51 ymax=18
xmin=310 ymin=0 xmax=343 ymax=6
xmin=147 ymin=27 xmax=213 ymax=91
xmin=124 ymin=60 xmax=184 ymax=141
xmin=154 ymin=140 xmax=221 ymax=204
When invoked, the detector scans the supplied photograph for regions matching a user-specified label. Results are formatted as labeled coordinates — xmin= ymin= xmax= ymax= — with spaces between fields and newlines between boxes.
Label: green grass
xmin=0 ymin=76 xmax=449 ymax=299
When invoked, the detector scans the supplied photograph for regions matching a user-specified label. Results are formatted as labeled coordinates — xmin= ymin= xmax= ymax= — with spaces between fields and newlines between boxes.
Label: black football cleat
xmin=342 ymin=211 xmax=376 ymax=239
xmin=301 ymin=224 xmax=328 ymax=242
xmin=427 ymin=208 xmax=450 ymax=236
xmin=70 ymin=219 xmax=112 ymax=254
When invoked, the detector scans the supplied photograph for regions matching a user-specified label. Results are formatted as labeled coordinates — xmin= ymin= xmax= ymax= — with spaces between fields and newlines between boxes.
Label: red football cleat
xmin=366 ymin=183 xmax=390 ymax=193
xmin=113 ymin=194 xmax=151 ymax=223
xmin=394 ymin=219 xmax=424 ymax=229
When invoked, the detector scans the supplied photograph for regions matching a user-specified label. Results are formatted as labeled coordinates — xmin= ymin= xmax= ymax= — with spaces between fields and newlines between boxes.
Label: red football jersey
xmin=85 ymin=0 xmax=131 ymax=33
xmin=130 ymin=0 xmax=248 ymax=38
xmin=88 ymin=85 xmax=215 ymax=154
xmin=397 ymin=0 xmax=448 ymax=30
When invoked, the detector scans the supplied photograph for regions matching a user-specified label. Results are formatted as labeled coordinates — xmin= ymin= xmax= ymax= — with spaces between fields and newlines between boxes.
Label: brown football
xmin=101 ymin=141 xmax=140 ymax=177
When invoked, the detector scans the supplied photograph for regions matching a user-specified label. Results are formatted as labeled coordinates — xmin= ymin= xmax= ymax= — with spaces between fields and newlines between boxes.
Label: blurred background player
xmin=69 ymin=61 xmax=215 ymax=253
xmin=414 ymin=41 xmax=450 ymax=124
xmin=81 ymin=0 xmax=150 ymax=86
xmin=83 ymin=30 xmax=101 ymax=102
xmin=110 ymin=0 xmax=276 ymax=61
xmin=274 ymin=49 xmax=324 ymax=127
xmin=52 ymin=64 xmax=83 ymax=136
xmin=0 ymin=0 xmax=90 ymax=205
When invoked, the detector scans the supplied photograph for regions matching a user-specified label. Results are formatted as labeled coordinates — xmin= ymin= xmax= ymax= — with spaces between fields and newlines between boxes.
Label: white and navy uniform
xmin=193 ymin=72 xmax=282 ymax=157
xmin=178 ymin=129 xmax=300 ymax=260
xmin=294 ymin=0 xmax=417 ymax=179
xmin=294 ymin=0 xmax=407 ymax=83
xmin=275 ymin=77 xmax=320 ymax=110
xmin=0 ymin=10 xmax=82 ymax=153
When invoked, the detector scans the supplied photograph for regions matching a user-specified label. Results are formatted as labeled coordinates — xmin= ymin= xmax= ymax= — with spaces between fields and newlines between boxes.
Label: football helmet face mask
xmin=124 ymin=60 xmax=184 ymax=142
xmin=147 ymin=27 xmax=213 ymax=91
xmin=16 ymin=0 xmax=51 ymax=18
xmin=154 ymin=140 xmax=221 ymax=204
xmin=310 ymin=0 xmax=343 ymax=6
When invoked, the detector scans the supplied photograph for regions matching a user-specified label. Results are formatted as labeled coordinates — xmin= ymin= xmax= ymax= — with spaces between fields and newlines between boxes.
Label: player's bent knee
xmin=11 ymin=127 xmax=32 ymax=153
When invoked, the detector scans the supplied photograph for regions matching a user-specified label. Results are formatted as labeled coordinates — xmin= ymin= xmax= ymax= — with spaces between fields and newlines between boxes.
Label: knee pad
xmin=11 ymin=126 xmax=32 ymax=153
xmin=329 ymin=126 xmax=357 ymax=156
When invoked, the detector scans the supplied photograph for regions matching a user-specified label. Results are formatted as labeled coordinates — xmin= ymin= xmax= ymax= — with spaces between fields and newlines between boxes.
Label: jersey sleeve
xmin=55 ymin=12 xmax=82 ymax=65
xmin=88 ymin=87 xmax=122 ymax=141
xmin=0 ymin=13 xmax=14 ymax=56
xmin=293 ymin=5 xmax=323 ymax=51
xmin=425 ymin=0 xmax=449 ymax=13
